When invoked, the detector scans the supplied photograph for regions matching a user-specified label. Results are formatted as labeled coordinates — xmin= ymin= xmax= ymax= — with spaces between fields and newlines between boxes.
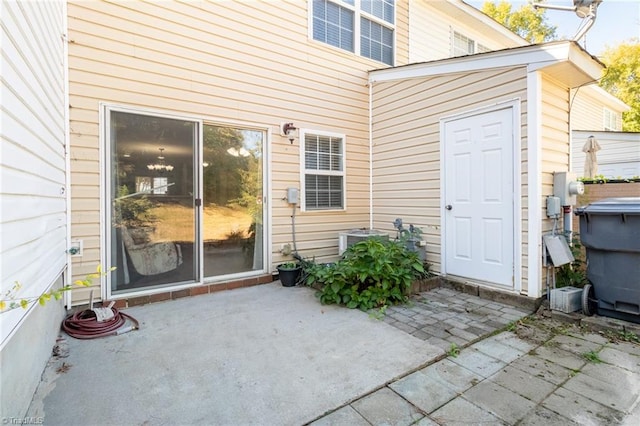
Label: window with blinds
xmin=301 ymin=131 xmax=346 ymax=211
xmin=312 ymin=0 xmax=395 ymax=65
xmin=452 ymin=31 xmax=491 ymax=57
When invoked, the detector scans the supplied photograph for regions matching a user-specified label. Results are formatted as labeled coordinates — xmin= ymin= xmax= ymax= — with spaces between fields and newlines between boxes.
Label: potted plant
xmin=277 ymin=261 xmax=301 ymax=287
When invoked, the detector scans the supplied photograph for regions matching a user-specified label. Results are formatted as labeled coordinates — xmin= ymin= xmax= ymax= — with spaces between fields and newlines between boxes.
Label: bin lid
xmin=576 ymin=197 xmax=640 ymax=215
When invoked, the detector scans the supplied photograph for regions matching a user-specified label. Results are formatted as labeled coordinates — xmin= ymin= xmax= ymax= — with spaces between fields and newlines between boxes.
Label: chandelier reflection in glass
xmin=147 ymin=147 xmax=174 ymax=172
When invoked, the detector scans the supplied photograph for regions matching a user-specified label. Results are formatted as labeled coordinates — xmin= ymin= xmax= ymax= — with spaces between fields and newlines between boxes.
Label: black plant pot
xmin=277 ymin=266 xmax=301 ymax=287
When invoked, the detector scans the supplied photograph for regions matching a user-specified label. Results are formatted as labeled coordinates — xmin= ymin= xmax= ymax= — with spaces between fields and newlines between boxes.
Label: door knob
xmin=445 ymin=205 xmax=452 ymax=210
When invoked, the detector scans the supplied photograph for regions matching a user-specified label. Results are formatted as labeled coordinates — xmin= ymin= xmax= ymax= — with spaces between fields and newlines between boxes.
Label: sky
xmin=468 ymin=0 xmax=640 ymax=56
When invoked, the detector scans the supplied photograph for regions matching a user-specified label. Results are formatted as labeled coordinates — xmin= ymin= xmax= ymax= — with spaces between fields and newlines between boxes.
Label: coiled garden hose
xmin=62 ymin=307 xmax=139 ymax=339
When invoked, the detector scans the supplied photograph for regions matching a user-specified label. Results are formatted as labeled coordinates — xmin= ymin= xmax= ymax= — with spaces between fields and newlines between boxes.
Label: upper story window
xmin=476 ymin=43 xmax=491 ymax=53
xmin=603 ymin=108 xmax=619 ymax=131
xmin=300 ymin=130 xmax=346 ymax=211
xmin=312 ymin=0 xmax=395 ymax=65
xmin=452 ymin=31 xmax=489 ymax=56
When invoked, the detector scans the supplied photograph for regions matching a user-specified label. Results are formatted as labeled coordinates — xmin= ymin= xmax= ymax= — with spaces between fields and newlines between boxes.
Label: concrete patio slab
xmin=308 ymin=405 xmax=369 ymax=426
xmin=448 ymin=348 xmax=507 ymax=378
xmin=28 ymin=283 xmax=443 ymax=425
xmin=350 ymin=387 xmax=424 ymax=425
xmin=429 ymin=397 xmax=506 ymax=425
xmin=488 ymin=365 xmax=556 ymax=403
xmin=542 ymin=387 xmax=626 ymax=425
xmin=517 ymin=406 xmax=576 ymax=426
xmin=25 ymin=283 xmax=640 ymax=426
xmin=463 ymin=380 xmax=537 ymax=424
xmin=388 ymin=370 xmax=460 ymax=414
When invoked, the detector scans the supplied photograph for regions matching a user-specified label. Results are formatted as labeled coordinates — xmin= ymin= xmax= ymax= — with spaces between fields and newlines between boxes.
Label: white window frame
xmin=101 ymin=103 xmax=272 ymax=299
xmin=309 ymin=0 xmax=396 ymax=65
xmin=452 ymin=31 xmax=489 ymax=56
xmin=299 ymin=129 xmax=347 ymax=212
xmin=603 ymin=108 xmax=618 ymax=131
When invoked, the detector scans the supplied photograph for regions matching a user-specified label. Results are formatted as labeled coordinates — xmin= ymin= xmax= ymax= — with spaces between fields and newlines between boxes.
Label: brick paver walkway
xmin=383 ymin=287 xmax=531 ymax=352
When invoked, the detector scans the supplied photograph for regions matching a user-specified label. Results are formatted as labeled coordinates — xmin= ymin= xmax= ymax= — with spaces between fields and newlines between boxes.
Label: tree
xmin=599 ymin=41 xmax=640 ymax=132
xmin=481 ymin=1 xmax=557 ymax=43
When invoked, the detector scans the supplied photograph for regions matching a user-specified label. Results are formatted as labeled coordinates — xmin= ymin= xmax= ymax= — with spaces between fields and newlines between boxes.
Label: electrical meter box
xmin=287 ymin=187 xmax=299 ymax=205
xmin=546 ymin=196 xmax=561 ymax=217
xmin=553 ymin=172 xmax=584 ymax=206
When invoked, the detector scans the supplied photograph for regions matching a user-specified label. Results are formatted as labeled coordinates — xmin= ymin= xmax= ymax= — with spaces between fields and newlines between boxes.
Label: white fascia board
xmin=370 ymin=42 xmax=602 ymax=85
xmin=568 ymin=43 xmax=605 ymax=79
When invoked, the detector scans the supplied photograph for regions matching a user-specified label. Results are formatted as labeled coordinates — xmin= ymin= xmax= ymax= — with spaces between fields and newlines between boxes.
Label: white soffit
xmin=369 ymin=41 xmax=604 ymax=88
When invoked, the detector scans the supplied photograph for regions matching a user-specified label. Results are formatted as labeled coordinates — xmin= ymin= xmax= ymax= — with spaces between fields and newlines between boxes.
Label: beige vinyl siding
xmin=395 ymin=0 xmax=410 ymax=65
xmin=67 ymin=0 xmax=400 ymax=302
xmin=408 ymin=1 xmax=523 ymax=63
xmin=540 ymin=75 xmax=570 ymax=212
xmin=408 ymin=3 xmax=453 ymax=62
xmin=539 ymin=75 xmax=571 ymax=291
xmin=570 ymin=87 xmax=605 ymax=131
xmin=571 ymin=85 xmax=626 ymax=132
xmin=371 ymin=67 xmax=528 ymax=282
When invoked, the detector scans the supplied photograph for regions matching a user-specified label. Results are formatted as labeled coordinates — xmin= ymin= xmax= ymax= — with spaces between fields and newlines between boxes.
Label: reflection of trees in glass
xmin=203 ymin=126 xmax=247 ymax=205
xmin=233 ymin=139 xmax=263 ymax=224
xmin=113 ymin=185 xmax=155 ymax=227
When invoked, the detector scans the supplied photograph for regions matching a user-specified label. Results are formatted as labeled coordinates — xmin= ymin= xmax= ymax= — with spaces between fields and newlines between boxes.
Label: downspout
xmin=62 ymin=1 xmax=72 ymax=310
xmin=368 ymin=82 xmax=373 ymax=229
xmin=565 ymin=86 xmax=580 ymax=243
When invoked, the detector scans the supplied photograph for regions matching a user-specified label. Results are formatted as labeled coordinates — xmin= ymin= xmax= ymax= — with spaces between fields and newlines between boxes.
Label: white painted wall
xmin=1 ymin=0 xmax=68 ymax=417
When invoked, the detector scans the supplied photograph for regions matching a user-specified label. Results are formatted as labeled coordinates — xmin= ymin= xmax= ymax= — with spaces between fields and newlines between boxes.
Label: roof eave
xmin=369 ymin=41 xmax=604 ymax=88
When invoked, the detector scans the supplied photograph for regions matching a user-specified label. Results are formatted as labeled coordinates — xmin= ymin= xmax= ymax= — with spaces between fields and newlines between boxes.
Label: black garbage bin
xmin=576 ymin=197 xmax=640 ymax=323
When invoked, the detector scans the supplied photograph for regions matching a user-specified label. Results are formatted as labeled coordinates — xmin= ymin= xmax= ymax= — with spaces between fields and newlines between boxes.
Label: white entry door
xmin=443 ymin=106 xmax=515 ymax=288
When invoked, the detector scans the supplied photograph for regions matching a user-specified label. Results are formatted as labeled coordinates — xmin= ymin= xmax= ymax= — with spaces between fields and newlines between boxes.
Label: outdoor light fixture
xmin=282 ymin=122 xmax=298 ymax=144
xmin=147 ymin=147 xmax=174 ymax=172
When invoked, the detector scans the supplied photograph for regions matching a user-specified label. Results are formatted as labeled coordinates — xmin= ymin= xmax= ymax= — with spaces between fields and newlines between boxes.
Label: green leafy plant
xmin=304 ymin=237 xmax=424 ymax=311
xmin=447 ymin=343 xmax=460 ymax=358
xmin=278 ymin=261 xmax=299 ymax=270
xmin=578 ymin=174 xmax=608 ymax=184
xmin=368 ymin=305 xmax=388 ymax=320
xmin=1 ymin=265 xmax=115 ymax=313
xmin=556 ymin=234 xmax=588 ymax=288
xmin=603 ymin=329 xmax=640 ymax=344
xmin=583 ymin=350 xmax=602 ymax=364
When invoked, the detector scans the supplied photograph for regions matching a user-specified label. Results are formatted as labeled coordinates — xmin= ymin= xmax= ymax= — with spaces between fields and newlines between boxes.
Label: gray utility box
xmin=550 ymin=287 xmax=583 ymax=313
xmin=576 ymin=198 xmax=640 ymax=323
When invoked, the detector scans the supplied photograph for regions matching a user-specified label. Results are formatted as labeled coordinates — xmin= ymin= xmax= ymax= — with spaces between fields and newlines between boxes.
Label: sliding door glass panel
xmin=109 ymin=110 xmax=197 ymax=293
xmin=202 ymin=125 xmax=264 ymax=278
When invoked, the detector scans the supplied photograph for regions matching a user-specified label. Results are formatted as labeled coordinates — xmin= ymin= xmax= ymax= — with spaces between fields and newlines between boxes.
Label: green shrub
xmin=556 ymin=234 xmax=588 ymax=288
xmin=304 ymin=237 xmax=424 ymax=310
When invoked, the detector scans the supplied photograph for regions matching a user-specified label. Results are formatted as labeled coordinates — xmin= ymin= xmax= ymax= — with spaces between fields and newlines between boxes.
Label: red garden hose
xmin=62 ymin=307 xmax=139 ymax=339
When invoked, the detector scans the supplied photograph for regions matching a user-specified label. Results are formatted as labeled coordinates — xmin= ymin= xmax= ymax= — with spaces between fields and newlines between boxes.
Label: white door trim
xmin=439 ymin=99 xmax=521 ymax=292
xmin=526 ymin=72 xmax=543 ymax=298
